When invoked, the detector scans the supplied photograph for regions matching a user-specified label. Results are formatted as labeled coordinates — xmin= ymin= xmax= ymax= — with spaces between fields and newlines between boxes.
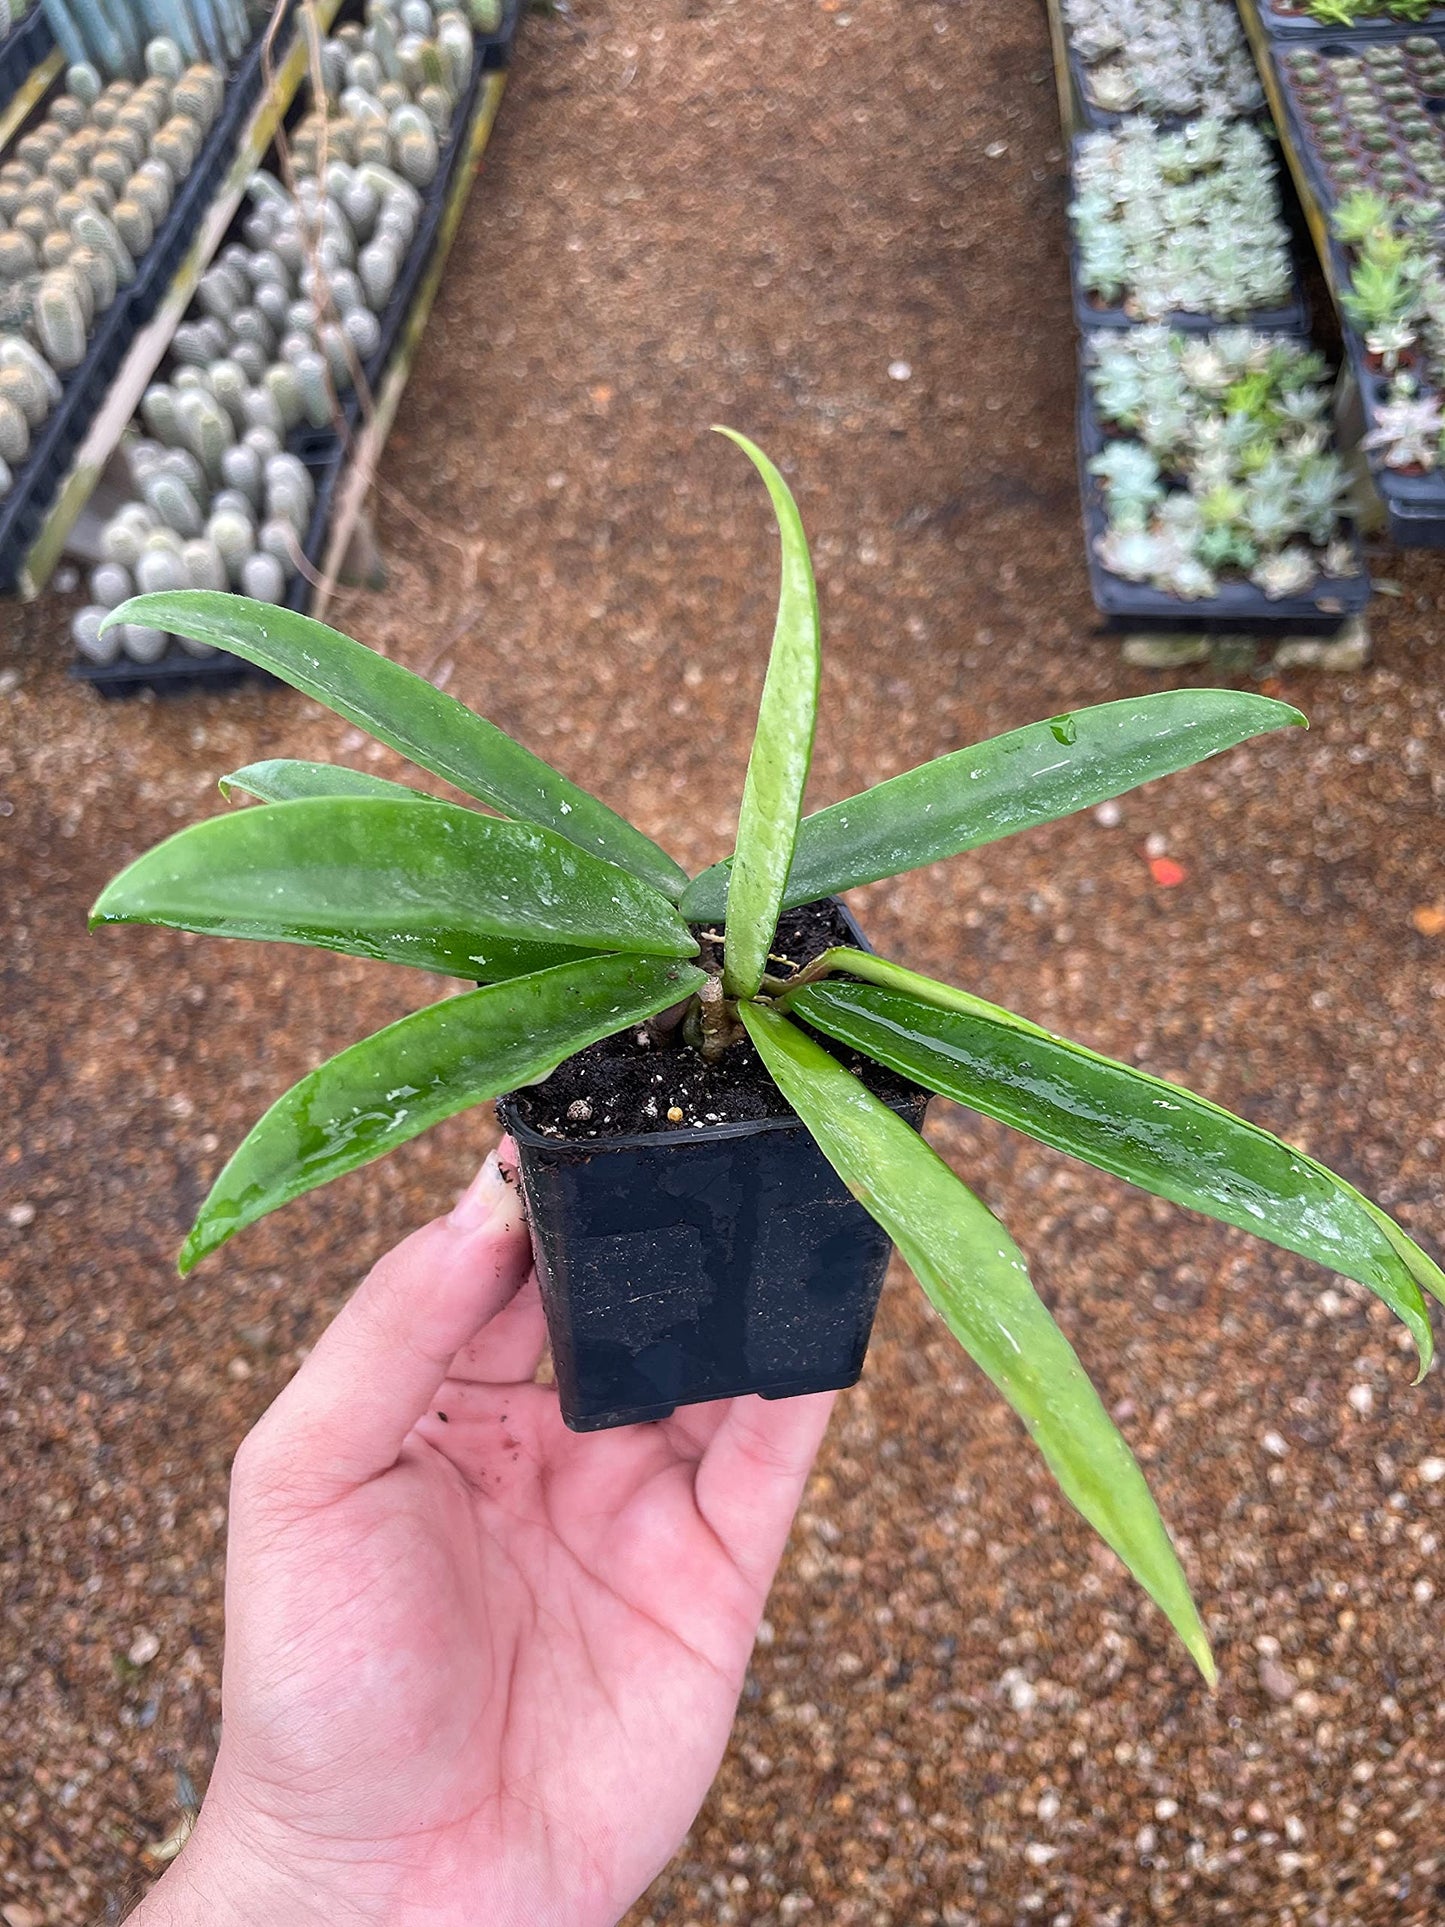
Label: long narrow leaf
xmin=182 ymin=954 xmax=707 ymax=1271
xmin=681 ymin=690 xmax=1305 ymax=922
xmin=91 ymin=797 xmax=698 ymax=978
xmin=715 ymin=431 xmax=821 ymax=999
xmin=100 ymin=593 xmax=690 ymax=901
xmin=788 ymin=954 xmax=1440 ymax=1372
xmin=740 ymin=1004 xmax=1214 ymax=1680
xmin=221 ymin=760 xmax=439 ymax=807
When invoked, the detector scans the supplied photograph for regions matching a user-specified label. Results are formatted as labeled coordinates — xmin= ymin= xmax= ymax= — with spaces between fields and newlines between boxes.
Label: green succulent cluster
xmin=1298 ymin=0 xmax=1438 ymax=23
xmin=1288 ymin=41 xmax=1445 ymax=201
xmin=1087 ymin=326 xmax=1356 ymax=598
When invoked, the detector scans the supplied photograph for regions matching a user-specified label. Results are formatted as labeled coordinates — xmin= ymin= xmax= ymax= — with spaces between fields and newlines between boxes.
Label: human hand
xmin=137 ymin=1143 xmax=835 ymax=1927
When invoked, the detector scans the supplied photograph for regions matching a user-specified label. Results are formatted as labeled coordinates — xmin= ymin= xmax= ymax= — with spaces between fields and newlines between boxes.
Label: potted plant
xmin=92 ymin=431 xmax=1442 ymax=1681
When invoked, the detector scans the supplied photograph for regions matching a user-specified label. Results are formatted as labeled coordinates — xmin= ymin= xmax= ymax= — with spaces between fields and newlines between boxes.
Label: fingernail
xmin=449 ymin=1152 xmax=511 ymax=1231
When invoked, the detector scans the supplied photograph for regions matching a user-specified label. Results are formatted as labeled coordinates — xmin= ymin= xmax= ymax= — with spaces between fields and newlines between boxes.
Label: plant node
xmin=683 ymin=974 xmax=747 ymax=1062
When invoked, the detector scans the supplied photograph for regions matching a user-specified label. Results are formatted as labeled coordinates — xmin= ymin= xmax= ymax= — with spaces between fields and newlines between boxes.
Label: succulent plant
xmin=1087 ymin=327 xmax=1357 ymax=600
xmin=1070 ymin=119 xmax=1294 ymax=322
xmin=1062 ymin=0 xmax=1261 ymax=121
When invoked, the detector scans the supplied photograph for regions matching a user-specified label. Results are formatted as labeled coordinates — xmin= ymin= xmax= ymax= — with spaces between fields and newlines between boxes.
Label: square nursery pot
xmin=496 ymin=898 xmax=931 ymax=1431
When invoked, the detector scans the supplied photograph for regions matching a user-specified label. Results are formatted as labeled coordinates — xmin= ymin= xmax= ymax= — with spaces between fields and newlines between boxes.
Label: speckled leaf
xmin=220 ymin=759 xmax=440 ymax=806
xmin=100 ymin=593 xmax=690 ymax=900
xmin=788 ymin=955 xmax=1440 ymax=1373
xmin=715 ymin=431 xmax=820 ymax=999
xmin=181 ymin=954 xmax=708 ymax=1271
xmin=740 ymin=1003 xmax=1215 ymax=1682
xmin=681 ymin=691 xmax=1305 ymax=922
xmin=91 ymin=797 xmax=699 ymax=979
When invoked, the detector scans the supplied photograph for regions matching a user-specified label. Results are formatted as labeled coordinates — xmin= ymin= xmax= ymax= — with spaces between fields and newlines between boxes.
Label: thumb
xmin=243 ymin=1147 xmax=532 ymax=1499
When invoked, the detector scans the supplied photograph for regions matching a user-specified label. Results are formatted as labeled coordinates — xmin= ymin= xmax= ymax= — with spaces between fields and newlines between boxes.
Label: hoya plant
xmin=93 ymin=431 xmax=1441 ymax=1682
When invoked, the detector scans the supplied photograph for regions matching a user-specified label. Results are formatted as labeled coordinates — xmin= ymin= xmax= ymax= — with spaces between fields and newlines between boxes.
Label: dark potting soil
xmin=509 ymin=898 xmax=924 ymax=1141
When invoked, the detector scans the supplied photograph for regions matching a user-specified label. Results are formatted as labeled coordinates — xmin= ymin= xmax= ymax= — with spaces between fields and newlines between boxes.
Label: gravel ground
xmin=3 ymin=1 xmax=1445 ymax=1922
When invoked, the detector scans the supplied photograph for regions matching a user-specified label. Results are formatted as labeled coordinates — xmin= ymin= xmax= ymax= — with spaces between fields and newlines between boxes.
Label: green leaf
xmin=740 ymin=1004 xmax=1214 ymax=1681
xmin=681 ymin=690 xmax=1305 ymax=922
xmin=101 ymin=593 xmax=690 ymax=901
xmin=220 ymin=759 xmax=440 ymax=807
xmin=714 ymin=430 xmax=821 ymax=999
xmin=91 ymin=797 xmax=699 ymax=981
xmin=181 ymin=954 xmax=707 ymax=1271
xmin=788 ymin=955 xmax=1440 ymax=1374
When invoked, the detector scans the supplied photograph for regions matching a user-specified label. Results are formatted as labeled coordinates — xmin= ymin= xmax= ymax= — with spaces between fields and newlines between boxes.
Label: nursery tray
xmin=1337 ymin=328 xmax=1445 ymax=540
xmin=479 ymin=0 xmax=523 ymax=68
xmin=1271 ymin=31 xmax=1445 ymax=235
xmin=1067 ymin=138 xmax=1312 ymax=335
xmin=1254 ymin=0 xmax=1445 ymax=40
xmin=1061 ymin=32 xmax=1267 ymax=132
xmin=0 ymin=6 xmax=53 ymax=145
xmin=286 ymin=66 xmax=509 ymax=622
xmin=5 ymin=0 xmax=343 ymax=599
xmin=1075 ymin=379 xmax=1373 ymax=630
xmin=78 ymin=58 xmax=511 ymax=693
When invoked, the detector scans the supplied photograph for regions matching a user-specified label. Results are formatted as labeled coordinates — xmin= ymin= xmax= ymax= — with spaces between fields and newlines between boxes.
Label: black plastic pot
xmin=1076 ymin=360 xmax=1373 ymax=630
xmin=496 ymin=902 xmax=931 ymax=1433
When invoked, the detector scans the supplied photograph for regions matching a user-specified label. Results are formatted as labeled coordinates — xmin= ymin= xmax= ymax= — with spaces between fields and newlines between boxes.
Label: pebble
xmin=887 ymin=359 xmax=911 ymax=381
xmin=1144 ymin=831 xmax=1169 ymax=859
xmin=1258 ymin=1656 xmax=1298 ymax=1702
xmin=127 ymin=1630 xmax=160 ymax=1667
xmin=1094 ymin=798 xmax=1122 ymax=827
xmin=1347 ymin=1383 xmax=1374 ymax=1415
xmin=5 ymin=1201 xmax=35 ymax=1227
xmin=1419 ymin=1455 xmax=1445 ymax=1484
xmin=1261 ymin=1429 xmax=1289 ymax=1458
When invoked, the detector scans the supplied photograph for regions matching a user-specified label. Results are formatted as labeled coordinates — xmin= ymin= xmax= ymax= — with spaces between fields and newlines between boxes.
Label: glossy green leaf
xmin=681 ymin=690 xmax=1305 ymax=922
xmin=788 ymin=954 xmax=1440 ymax=1373
xmin=101 ymin=593 xmax=690 ymax=900
xmin=181 ymin=954 xmax=707 ymax=1271
xmin=221 ymin=759 xmax=439 ymax=807
xmin=740 ymin=1004 xmax=1214 ymax=1680
xmin=91 ymin=797 xmax=699 ymax=980
xmin=715 ymin=430 xmax=821 ymax=999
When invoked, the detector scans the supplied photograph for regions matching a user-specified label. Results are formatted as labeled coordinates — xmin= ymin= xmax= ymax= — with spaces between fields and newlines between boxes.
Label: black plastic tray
xmin=0 ymin=6 xmax=51 ymax=122
xmin=1068 ymin=137 xmax=1312 ymax=335
xmin=1076 ymin=378 xmax=1372 ymax=630
xmin=0 ymin=6 xmax=301 ymax=594
xmin=479 ymin=0 xmax=522 ymax=69
xmin=1272 ymin=31 xmax=1445 ymax=220
xmin=1257 ymin=1 xmax=1445 ymax=39
xmin=1063 ymin=29 xmax=1266 ymax=132
xmin=79 ymin=16 xmax=496 ymax=692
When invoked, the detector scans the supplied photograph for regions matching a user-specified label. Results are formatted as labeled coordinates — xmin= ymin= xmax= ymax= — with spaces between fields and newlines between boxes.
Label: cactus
xmin=35 ymin=268 xmax=87 ymax=370
xmin=219 ymin=439 xmax=262 ymax=505
xmin=122 ymin=622 xmax=169 ymax=662
xmin=0 ymin=231 xmax=39 ymax=279
xmin=111 ymin=195 xmax=154 ymax=258
xmin=175 ymin=386 xmax=232 ymax=481
xmin=89 ymin=558 xmax=133 ymax=607
xmin=72 ymin=605 xmax=119 ymax=664
xmin=143 ymin=470 xmax=204 ymax=537
xmin=240 ymin=548 xmax=286 ymax=603
xmin=207 ymin=505 xmax=253 ymax=583
xmin=0 ymin=394 xmax=29 ymax=464
xmin=135 ymin=544 xmax=190 ymax=593
xmin=72 ymin=204 xmax=136 ymax=286
xmin=181 ymin=534 xmax=227 ymax=590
